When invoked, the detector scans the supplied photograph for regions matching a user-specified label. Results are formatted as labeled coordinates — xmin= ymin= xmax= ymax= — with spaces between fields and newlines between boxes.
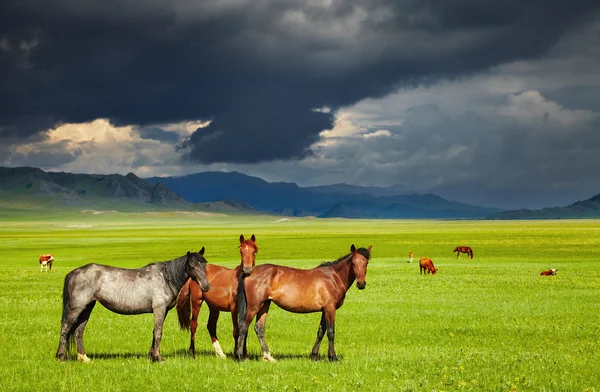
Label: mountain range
xmin=489 ymin=193 xmax=600 ymax=219
xmin=3 ymin=166 xmax=600 ymax=219
xmin=0 ymin=166 xmax=254 ymax=214
xmin=145 ymin=171 xmax=500 ymax=218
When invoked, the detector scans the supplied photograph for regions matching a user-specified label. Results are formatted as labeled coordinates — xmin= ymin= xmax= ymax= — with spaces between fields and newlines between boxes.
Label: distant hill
xmin=147 ymin=171 xmax=501 ymax=218
xmin=308 ymin=183 xmax=410 ymax=197
xmin=0 ymin=167 xmax=255 ymax=214
xmin=489 ymin=193 xmax=600 ymax=219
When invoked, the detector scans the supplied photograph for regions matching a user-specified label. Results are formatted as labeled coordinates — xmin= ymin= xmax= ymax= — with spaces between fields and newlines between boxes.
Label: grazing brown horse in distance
xmin=453 ymin=246 xmax=473 ymax=259
xmin=39 ymin=254 xmax=54 ymax=272
xmin=419 ymin=257 xmax=437 ymax=275
xmin=235 ymin=244 xmax=371 ymax=362
xmin=540 ymin=269 xmax=557 ymax=276
xmin=177 ymin=234 xmax=258 ymax=358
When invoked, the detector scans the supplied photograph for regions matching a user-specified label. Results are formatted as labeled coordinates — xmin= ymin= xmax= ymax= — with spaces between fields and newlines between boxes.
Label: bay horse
xmin=453 ymin=246 xmax=473 ymax=259
xmin=56 ymin=249 xmax=211 ymax=363
xmin=235 ymin=244 xmax=371 ymax=362
xmin=177 ymin=234 xmax=258 ymax=358
xmin=39 ymin=254 xmax=54 ymax=272
xmin=419 ymin=257 xmax=437 ymax=275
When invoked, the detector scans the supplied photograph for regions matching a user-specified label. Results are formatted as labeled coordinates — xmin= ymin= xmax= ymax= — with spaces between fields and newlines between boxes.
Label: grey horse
xmin=56 ymin=249 xmax=211 ymax=362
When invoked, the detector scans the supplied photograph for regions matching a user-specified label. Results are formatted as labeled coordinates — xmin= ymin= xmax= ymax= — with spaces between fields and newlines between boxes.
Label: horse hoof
xmin=310 ymin=354 xmax=319 ymax=362
xmin=216 ymin=352 xmax=227 ymax=359
xmin=77 ymin=353 xmax=91 ymax=363
xmin=56 ymin=353 xmax=66 ymax=362
xmin=328 ymin=355 xmax=339 ymax=362
xmin=262 ymin=353 xmax=276 ymax=363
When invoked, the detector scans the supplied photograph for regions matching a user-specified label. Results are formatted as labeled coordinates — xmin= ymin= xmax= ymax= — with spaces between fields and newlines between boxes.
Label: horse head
xmin=239 ymin=234 xmax=258 ymax=276
xmin=186 ymin=248 xmax=211 ymax=292
xmin=350 ymin=244 xmax=371 ymax=290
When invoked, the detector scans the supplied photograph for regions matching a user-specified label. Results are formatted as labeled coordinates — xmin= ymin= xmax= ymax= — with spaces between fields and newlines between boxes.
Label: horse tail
xmin=61 ymin=272 xmax=75 ymax=353
xmin=176 ymin=279 xmax=192 ymax=331
xmin=236 ymin=274 xmax=247 ymax=325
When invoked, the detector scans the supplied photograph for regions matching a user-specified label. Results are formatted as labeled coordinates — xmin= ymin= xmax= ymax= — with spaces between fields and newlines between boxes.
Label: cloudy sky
xmin=2 ymin=0 xmax=600 ymax=209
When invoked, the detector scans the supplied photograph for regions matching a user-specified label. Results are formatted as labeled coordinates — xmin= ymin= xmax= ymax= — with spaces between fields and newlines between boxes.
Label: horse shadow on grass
xmin=86 ymin=349 xmax=344 ymax=362
xmin=226 ymin=351 xmax=345 ymax=362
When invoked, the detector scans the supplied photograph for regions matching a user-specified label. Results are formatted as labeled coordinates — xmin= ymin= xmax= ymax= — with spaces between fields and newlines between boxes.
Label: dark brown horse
xmin=453 ymin=246 xmax=473 ymax=259
xmin=176 ymin=234 xmax=258 ymax=358
xmin=235 ymin=244 xmax=371 ymax=362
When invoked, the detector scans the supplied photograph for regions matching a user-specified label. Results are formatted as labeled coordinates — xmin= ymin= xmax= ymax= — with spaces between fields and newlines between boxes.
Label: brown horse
xmin=235 ymin=244 xmax=371 ymax=362
xmin=39 ymin=254 xmax=54 ymax=272
xmin=540 ymin=269 xmax=557 ymax=276
xmin=176 ymin=234 xmax=258 ymax=358
xmin=419 ymin=257 xmax=437 ymax=275
xmin=453 ymin=246 xmax=473 ymax=259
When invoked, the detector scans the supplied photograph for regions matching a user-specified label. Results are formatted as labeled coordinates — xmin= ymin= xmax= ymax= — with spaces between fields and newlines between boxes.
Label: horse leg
xmin=254 ymin=301 xmax=275 ymax=362
xmin=207 ymin=307 xmax=226 ymax=358
xmin=149 ymin=307 xmax=168 ymax=362
xmin=324 ymin=306 xmax=338 ymax=361
xmin=310 ymin=312 xmax=327 ymax=361
xmin=56 ymin=305 xmax=87 ymax=361
xmin=73 ymin=301 xmax=96 ymax=362
xmin=235 ymin=304 xmax=261 ymax=361
xmin=189 ymin=298 xmax=203 ymax=358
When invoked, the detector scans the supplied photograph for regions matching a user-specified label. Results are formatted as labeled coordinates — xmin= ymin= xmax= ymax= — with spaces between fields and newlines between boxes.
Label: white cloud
xmin=3 ymin=119 xmax=216 ymax=177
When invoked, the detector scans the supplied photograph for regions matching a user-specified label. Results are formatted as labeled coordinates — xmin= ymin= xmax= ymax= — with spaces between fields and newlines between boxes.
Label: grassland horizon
xmin=1 ymin=212 xmax=598 ymax=391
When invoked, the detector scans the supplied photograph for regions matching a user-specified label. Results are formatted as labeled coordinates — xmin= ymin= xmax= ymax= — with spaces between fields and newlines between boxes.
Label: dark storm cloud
xmin=137 ymin=127 xmax=180 ymax=143
xmin=1 ymin=0 xmax=599 ymax=163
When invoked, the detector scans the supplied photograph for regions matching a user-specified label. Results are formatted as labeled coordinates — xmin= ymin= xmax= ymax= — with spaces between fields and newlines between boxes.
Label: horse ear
xmin=187 ymin=251 xmax=191 ymax=257
xmin=251 ymin=234 xmax=256 ymax=242
xmin=350 ymin=244 xmax=356 ymax=253
xmin=199 ymin=247 xmax=205 ymax=255
xmin=240 ymin=234 xmax=245 ymax=243
xmin=367 ymin=245 xmax=372 ymax=253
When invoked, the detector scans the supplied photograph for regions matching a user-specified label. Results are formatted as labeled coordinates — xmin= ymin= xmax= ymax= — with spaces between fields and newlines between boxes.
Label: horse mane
xmin=239 ymin=239 xmax=258 ymax=252
xmin=318 ymin=247 xmax=371 ymax=267
xmin=162 ymin=252 xmax=207 ymax=287
xmin=162 ymin=256 xmax=188 ymax=286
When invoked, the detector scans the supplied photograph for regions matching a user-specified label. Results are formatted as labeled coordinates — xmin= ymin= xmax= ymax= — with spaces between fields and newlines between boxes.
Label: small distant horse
xmin=408 ymin=252 xmax=413 ymax=263
xmin=419 ymin=257 xmax=437 ymax=275
xmin=56 ymin=249 xmax=211 ymax=363
xmin=177 ymin=234 xmax=258 ymax=358
xmin=453 ymin=246 xmax=473 ymax=259
xmin=235 ymin=244 xmax=371 ymax=362
xmin=39 ymin=254 xmax=54 ymax=272
xmin=540 ymin=269 xmax=557 ymax=276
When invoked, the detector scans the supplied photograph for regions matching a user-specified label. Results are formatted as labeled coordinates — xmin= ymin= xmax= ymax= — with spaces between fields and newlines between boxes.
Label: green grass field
xmin=0 ymin=211 xmax=599 ymax=391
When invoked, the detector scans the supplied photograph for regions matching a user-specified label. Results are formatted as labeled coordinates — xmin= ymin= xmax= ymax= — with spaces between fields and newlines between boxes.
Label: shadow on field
xmin=228 ymin=352 xmax=345 ymax=362
xmin=170 ymin=348 xmax=326 ymax=361
xmin=89 ymin=352 xmax=157 ymax=360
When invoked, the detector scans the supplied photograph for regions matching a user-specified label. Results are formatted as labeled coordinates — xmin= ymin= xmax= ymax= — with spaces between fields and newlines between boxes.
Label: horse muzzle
xmin=200 ymin=283 xmax=211 ymax=292
xmin=242 ymin=267 xmax=253 ymax=276
xmin=356 ymin=281 xmax=366 ymax=290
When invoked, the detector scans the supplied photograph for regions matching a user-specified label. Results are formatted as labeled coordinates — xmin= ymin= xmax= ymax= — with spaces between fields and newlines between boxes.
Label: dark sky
xmin=2 ymin=0 xmax=600 ymax=209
